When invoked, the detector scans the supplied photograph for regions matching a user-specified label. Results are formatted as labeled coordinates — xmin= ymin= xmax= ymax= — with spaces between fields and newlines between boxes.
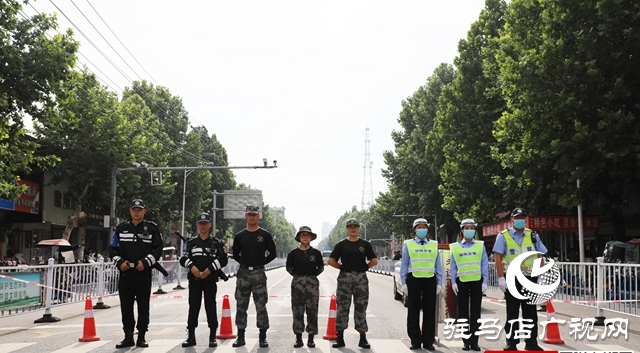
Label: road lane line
xmin=49 ymin=340 xmax=111 ymax=353
xmin=368 ymin=339 xmax=411 ymax=352
xmin=0 ymin=343 xmax=36 ymax=352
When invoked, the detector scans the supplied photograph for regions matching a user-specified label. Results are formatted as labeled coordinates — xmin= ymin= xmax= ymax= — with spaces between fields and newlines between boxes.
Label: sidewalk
xmin=481 ymin=289 xmax=639 ymax=349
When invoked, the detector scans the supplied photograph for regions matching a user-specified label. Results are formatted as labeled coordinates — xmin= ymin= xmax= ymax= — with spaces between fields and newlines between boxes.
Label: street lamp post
xmin=110 ymin=162 xmax=278 ymax=230
xmin=174 ymin=168 xmax=196 ymax=290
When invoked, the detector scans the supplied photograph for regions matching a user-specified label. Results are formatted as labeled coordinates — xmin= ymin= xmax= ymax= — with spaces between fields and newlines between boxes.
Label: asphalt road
xmin=0 ymin=266 xmax=637 ymax=352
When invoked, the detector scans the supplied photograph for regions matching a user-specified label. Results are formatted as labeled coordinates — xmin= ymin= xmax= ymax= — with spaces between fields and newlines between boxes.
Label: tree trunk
xmin=61 ymin=185 xmax=89 ymax=241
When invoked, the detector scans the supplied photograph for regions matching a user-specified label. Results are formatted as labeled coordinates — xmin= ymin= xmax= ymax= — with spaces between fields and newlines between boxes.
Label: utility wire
xmin=84 ymin=0 xmax=159 ymax=86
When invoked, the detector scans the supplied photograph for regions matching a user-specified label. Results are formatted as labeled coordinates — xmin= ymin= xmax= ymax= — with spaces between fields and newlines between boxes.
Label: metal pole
xmin=93 ymin=257 xmax=110 ymax=308
xmin=110 ymin=165 xmax=117 ymax=230
xmin=174 ymin=170 xmax=188 ymax=290
xmin=578 ymin=179 xmax=585 ymax=263
xmin=212 ymin=190 xmax=217 ymax=238
xmin=594 ymin=256 xmax=606 ymax=325
xmin=153 ymin=257 xmax=167 ymax=294
xmin=34 ymin=258 xmax=60 ymax=322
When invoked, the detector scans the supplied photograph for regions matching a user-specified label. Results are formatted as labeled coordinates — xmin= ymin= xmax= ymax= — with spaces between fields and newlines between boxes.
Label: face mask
xmin=513 ymin=219 xmax=526 ymax=229
xmin=463 ymin=229 xmax=475 ymax=239
xmin=416 ymin=229 xmax=428 ymax=239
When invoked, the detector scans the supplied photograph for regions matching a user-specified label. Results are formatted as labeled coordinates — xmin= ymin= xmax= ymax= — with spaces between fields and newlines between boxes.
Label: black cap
xmin=511 ymin=208 xmax=527 ymax=217
xmin=130 ymin=199 xmax=145 ymax=209
xmin=195 ymin=213 xmax=212 ymax=223
xmin=245 ymin=205 xmax=260 ymax=214
xmin=346 ymin=218 xmax=360 ymax=227
xmin=295 ymin=226 xmax=317 ymax=242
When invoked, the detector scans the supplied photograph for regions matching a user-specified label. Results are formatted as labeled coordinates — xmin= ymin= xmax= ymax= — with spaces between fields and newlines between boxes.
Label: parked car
xmin=393 ymin=261 xmax=408 ymax=307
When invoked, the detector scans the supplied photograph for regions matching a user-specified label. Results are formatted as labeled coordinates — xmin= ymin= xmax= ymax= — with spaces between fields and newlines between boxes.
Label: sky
xmin=24 ymin=0 xmax=487 ymax=240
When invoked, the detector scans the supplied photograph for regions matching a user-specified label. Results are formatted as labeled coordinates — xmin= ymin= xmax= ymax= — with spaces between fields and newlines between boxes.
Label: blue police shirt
xmin=400 ymin=237 xmax=443 ymax=285
xmin=450 ymin=239 xmax=489 ymax=284
xmin=492 ymin=227 xmax=548 ymax=276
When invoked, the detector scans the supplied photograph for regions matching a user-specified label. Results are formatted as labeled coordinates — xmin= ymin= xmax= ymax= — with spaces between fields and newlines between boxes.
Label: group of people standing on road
xmin=109 ymin=199 xmax=548 ymax=351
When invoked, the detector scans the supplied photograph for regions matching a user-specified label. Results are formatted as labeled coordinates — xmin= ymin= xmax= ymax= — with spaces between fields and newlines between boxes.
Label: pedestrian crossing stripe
xmin=0 ymin=343 xmax=36 ymax=353
xmin=0 ymin=339 xmax=635 ymax=353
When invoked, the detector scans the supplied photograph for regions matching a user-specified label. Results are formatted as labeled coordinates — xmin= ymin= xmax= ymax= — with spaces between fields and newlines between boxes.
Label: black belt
xmin=341 ymin=270 xmax=365 ymax=274
xmin=240 ymin=265 xmax=264 ymax=270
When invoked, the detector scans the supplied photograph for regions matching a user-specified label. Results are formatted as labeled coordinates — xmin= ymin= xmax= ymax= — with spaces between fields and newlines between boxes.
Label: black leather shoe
xmin=524 ymin=344 xmax=544 ymax=351
xmin=136 ymin=338 xmax=149 ymax=348
xmin=463 ymin=343 xmax=471 ymax=350
xmin=232 ymin=337 xmax=246 ymax=347
xmin=504 ymin=343 xmax=518 ymax=350
xmin=115 ymin=335 xmax=135 ymax=349
xmin=471 ymin=344 xmax=481 ymax=351
xmin=358 ymin=334 xmax=371 ymax=349
xmin=424 ymin=343 xmax=435 ymax=351
xmin=209 ymin=338 xmax=217 ymax=348
xmin=410 ymin=343 xmax=422 ymax=350
xmin=307 ymin=334 xmax=315 ymax=348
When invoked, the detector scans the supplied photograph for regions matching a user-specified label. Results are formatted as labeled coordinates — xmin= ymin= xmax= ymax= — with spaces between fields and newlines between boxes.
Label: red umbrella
xmin=37 ymin=239 xmax=72 ymax=247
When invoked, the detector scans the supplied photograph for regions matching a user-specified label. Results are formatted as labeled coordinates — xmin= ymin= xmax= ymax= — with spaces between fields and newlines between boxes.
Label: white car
xmin=393 ymin=261 xmax=408 ymax=307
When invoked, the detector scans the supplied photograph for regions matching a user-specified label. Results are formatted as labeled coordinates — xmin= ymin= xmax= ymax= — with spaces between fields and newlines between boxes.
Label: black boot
xmin=115 ymin=332 xmax=135 ymax=348
xmin=209 ymin=328 xmax=217 ymax=348
xmin=259 ymin=328 xmax=269 ymax=348
xmin=232 ymin=329 xmax=245 ymax=347
xmin=358 ymin=333 xmax=371 ymax=349
xmin=136 ymin=331 xmax=149 ymax=348
xmin=294 ymin=333 xmax=304 ymax=348
xmin=307 ymin=334 xmax=315 ymax=348
xmin=182 ymin=328 xmax=196 ymax=347
xmin=332 ymin=330 xmax=345 ymax=348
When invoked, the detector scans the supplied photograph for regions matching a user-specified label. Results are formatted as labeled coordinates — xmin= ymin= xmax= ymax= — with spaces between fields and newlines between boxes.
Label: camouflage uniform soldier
xmin=231 ymin=205 xmax=276 ymax=348
xmin=327 ymin=218 xmax=378 ymax=349
xmin=286 ymin=226 xmax=324 ymax=348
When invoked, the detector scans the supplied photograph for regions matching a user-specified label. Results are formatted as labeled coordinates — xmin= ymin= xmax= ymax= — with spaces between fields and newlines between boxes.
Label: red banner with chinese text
xmin=482 ymin=215 xmax=599 ymax=237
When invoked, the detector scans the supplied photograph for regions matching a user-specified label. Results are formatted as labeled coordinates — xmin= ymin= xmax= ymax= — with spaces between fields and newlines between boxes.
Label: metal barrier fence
xmin=372 ymin=255 xmax=640 ymax=318
xmin=369 ymin=259 xmax=396 ymax=276
xmin=0 ymin=257 xmax=285 ymax=318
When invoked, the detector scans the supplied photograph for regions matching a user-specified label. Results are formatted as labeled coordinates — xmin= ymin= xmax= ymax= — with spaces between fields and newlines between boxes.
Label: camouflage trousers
xmin=335 ymin=271 xmax=369 ymax=333
xmin=291 ymin=275 xmax=320 ymax=335
xmin=235 ymin=267 xmax=269 ymax=330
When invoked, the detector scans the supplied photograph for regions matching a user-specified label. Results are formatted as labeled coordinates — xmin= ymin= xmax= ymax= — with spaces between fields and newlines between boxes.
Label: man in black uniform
xmin=109 ymin=199 xmax=163 ymax=349
xmin=180 ymin=213 xmax=228 ymax=348
xmin=327 ymin=218 xmax=378 ymax=349
xmin=232 ymin=205 xmax=277 ymax=348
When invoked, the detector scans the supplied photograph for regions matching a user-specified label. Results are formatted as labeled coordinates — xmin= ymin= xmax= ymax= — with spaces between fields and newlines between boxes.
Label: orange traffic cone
xmin=217 ymin=294 xmax=236 ymax=339
xmin=322 ymin=294 xmax=338 ymax=340
xmin=78 ymin=296 xmax=100 ymax=342
xmin=542 ymin=300 xmax=564 ymax=344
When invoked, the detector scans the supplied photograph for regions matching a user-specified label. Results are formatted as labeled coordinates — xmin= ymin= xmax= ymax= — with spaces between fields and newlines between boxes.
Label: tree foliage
xmin=0 ymin=0 xmax=78 ymax=198
xmin=432 ymin=0 xmax=508 ymax=222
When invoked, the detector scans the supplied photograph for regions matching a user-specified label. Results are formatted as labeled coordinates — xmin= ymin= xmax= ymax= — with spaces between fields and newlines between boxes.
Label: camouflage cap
xmin=295 ymin=225 xmax=317 ymax=242
xmin=195 ymin=213 xmax=212 ymax=223
xmin=130 ymin=199 xmax=145 ymax=209
xmin=245 ymin=205 xmax=260 ymax=214
xmin=345 ymin=218 xmax=360 ymax=227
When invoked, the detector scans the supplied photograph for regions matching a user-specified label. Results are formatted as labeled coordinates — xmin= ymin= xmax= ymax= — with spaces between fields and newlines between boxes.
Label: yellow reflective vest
xmin=406 ymin=239 xmax=437 ymax=278
xmin=450 ymin=241 xmax=483 ymax=282
xmin=501 ymin=229 xmax=536 ymax=275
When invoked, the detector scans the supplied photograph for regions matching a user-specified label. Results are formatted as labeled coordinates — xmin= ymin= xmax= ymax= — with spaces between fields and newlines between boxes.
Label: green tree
xmin=36 ymin=72 xmax=173 ymax=238
xmin=379 ymin=64 xmax=458 ymax=241
xmin=493 ymin=0 xmax=640 ymax=239
xmin=0 ymin=0 xmax=78 ymax=198
xmin=432 ymin=0 xmax=508 ymax=222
